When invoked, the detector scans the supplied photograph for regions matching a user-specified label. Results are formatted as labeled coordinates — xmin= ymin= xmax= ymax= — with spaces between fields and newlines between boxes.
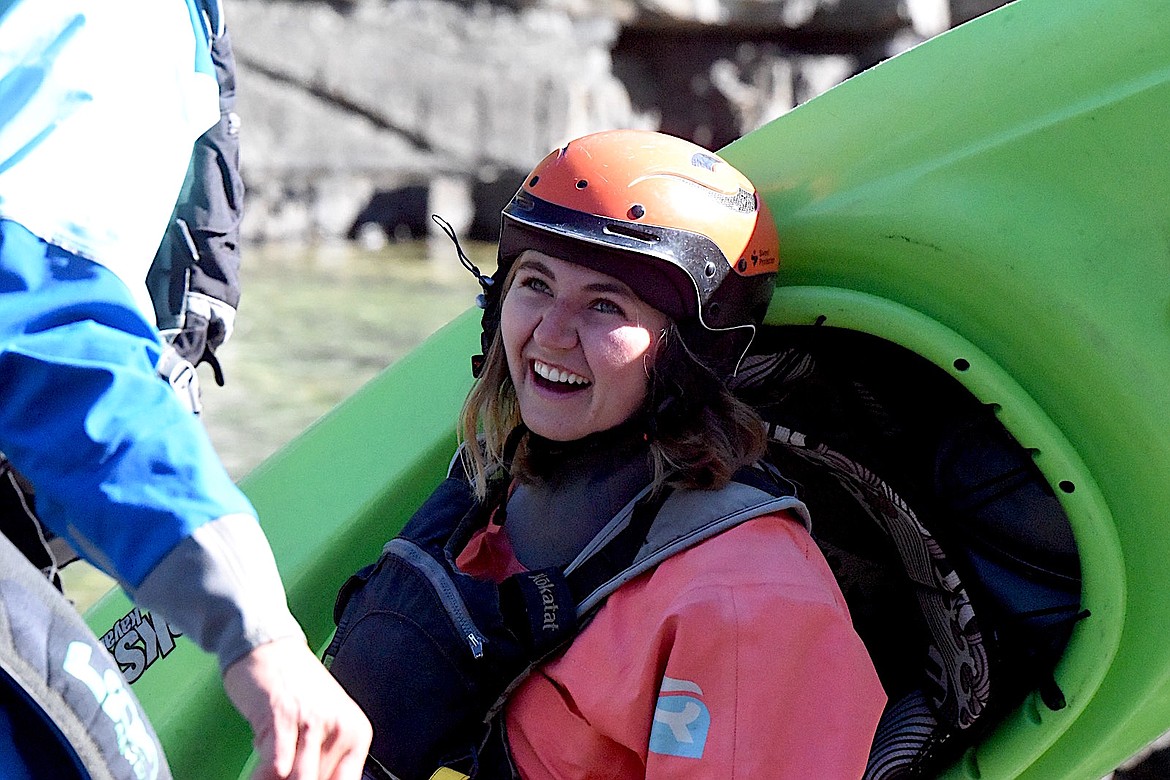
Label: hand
xmin=222 ymin=637 xmax=372 ymax=780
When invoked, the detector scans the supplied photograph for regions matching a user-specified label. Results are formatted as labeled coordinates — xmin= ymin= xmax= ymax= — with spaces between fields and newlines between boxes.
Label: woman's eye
xmin=592 ymin=299 xmax=625 ymax=316
xmin=520 ymin=276 xmax=552 ymax=295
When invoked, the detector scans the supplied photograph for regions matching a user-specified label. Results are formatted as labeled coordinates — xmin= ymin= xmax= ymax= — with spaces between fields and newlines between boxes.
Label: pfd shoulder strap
xmin=570 ymin=465 xmax=808 ymax=615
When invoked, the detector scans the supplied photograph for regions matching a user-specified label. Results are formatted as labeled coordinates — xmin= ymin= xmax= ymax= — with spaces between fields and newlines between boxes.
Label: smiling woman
xmin=323 ymin=129 xmax=885 ymax=780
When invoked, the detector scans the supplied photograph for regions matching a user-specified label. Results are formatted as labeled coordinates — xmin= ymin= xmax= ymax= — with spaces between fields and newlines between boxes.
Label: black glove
xmin=166 ymin=310 xmax=225 ymax=387
xmin=165 ymin=290 xmax=236 ymax=385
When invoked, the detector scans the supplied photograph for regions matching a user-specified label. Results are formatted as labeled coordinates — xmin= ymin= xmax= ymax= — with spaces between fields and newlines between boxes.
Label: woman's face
xmin=500 ymin=250 xmax=668 ymax=442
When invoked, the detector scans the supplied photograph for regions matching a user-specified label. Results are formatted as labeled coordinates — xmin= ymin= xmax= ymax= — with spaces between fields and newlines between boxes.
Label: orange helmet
xmin=476 ymin=129 xmax=780 ymax=376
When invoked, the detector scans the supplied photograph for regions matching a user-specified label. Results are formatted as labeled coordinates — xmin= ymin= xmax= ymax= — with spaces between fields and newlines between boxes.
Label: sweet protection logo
xmin=649 ymin=676 xmax=710 ymax=759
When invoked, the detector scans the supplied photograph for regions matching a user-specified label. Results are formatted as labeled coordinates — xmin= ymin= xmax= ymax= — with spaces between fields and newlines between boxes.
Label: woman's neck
xmin=503 ymin=425 xmax=654 ymax=570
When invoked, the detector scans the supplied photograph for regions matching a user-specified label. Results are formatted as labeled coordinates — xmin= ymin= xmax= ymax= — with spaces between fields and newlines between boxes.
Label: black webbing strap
xmin=561 ymin=485 xmax=674 ymax=606
xmin=499 ymin=485 xmax=673 ymax=655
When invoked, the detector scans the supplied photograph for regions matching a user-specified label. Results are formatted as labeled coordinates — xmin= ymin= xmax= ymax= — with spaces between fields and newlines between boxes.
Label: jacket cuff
xmin=130 ymin=514 xmax=305 ymax=672
xmin=185 ymin=291 xmax=237 ymax=343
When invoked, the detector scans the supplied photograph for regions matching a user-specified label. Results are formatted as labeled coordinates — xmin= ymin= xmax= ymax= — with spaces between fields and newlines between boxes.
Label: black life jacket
xmin=324 ymin=460 xmax=804 ymax=780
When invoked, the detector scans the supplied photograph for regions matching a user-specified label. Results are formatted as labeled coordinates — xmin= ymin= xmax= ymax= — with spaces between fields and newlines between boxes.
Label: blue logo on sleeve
xmin=649 ymin=677 xmax=710 ymax=759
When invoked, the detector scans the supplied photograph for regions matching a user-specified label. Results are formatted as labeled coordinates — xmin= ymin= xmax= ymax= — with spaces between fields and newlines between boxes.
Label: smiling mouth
xmin=532 ymin=360 xmax=591 ymax=390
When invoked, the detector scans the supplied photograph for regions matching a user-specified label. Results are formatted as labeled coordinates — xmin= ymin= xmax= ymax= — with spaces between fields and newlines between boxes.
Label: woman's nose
xmin=533 ymin=303 xmax=579 ymax=350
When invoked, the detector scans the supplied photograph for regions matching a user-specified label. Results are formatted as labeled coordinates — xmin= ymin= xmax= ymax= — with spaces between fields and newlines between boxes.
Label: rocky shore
xmin=227 ymin=0 xmax=1006 ymax=245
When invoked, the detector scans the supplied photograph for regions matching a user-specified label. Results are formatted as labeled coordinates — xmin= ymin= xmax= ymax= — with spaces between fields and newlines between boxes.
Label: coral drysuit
xmin=457 ymin=491 xmax=887 ymax=778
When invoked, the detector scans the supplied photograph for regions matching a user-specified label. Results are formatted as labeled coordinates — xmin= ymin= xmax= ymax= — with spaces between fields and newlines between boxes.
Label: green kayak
xmin=86 ymin=0 xmax=1170 ymax=776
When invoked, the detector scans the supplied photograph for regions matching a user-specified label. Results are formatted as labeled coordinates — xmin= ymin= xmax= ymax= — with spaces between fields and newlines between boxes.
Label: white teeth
xmin=534 ymin=360 xmax=590 ymax=386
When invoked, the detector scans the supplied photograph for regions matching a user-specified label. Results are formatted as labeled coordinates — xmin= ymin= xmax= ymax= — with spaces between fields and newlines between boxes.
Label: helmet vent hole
xmin=708 ymin=302 xmax=722 ymax=319
xmin=722 ymin=187 xmax=758 ymax=213
xmin=628 ymin=204 xmax=646 ymax=220
xmin=704 ymin=261 xmax=718 ymax=277
xmin=605 ymin=224 xmax=660 ymax=244
xmin=576 ymin=179 xmax=589 ymax=190
xmin=528 ymin=175 xmax=540 ymax=187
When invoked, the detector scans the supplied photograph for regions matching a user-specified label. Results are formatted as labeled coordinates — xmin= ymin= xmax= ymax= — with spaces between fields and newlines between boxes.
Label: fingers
xmin=326 ymin=745 xmax=369 ymax=780
xmin=271 ymin=700 xmax=370 ymax=780
xmin=246 ymin=722 xmax=282 ymax=780
xmin=286 ymin=718 xmax=323 ymax=780
xmin=247 ymin=711 xmax=322 ymax=780
xmin=225 ymin=638 xmax=372 ymax=780
xmin=318 ymin=688 xmax=373 ymax=780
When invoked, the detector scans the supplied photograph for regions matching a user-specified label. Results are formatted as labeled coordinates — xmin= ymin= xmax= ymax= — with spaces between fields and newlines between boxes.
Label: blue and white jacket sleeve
xmin=0 ymin=0 xmax=305 ymax=673
xmin=0 ymin=222 xmax=306 ymax=672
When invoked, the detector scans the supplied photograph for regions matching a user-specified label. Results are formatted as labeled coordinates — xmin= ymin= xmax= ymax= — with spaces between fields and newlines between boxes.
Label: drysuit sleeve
xmin=131 ymin=514 xmax=305 ymax=672
xmin=148 ymin=14 xmax=244 ymax=377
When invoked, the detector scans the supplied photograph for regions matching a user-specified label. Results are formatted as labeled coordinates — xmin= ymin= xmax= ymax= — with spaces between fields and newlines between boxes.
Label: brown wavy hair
xmin=457 ymin=270 xmax=766 ymax=501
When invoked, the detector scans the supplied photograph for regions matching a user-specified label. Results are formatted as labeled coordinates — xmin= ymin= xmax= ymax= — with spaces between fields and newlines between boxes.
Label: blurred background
xmin=229 ymin=0 xmax=1009 ymax=248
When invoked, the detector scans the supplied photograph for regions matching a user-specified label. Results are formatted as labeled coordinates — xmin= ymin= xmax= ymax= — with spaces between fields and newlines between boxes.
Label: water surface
xmin=205 ymin=239 xmax=494 ymax=477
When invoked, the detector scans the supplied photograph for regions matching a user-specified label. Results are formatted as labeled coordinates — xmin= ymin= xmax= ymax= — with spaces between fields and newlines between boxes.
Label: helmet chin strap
xmin=431 ymin=214 xmax=499 ymax=376
xmin=432 ymin=214 xmax=495 ymax=303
